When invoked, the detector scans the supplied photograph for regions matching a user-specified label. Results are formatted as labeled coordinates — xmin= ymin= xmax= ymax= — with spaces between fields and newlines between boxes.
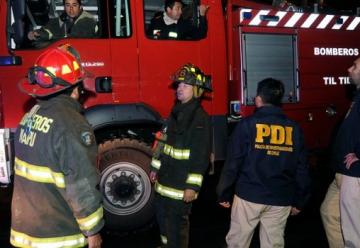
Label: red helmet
xmin=19 ymin=44 xmax=89 ymax=97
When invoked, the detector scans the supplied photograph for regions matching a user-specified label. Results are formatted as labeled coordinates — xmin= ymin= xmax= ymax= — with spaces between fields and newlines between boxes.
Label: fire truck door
xmin=108 ymin=0 xmax=140 ymax=104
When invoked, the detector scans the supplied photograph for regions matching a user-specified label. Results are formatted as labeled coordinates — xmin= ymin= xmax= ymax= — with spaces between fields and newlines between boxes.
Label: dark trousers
xmin=155 ymin=193 xmax=192 ymax=248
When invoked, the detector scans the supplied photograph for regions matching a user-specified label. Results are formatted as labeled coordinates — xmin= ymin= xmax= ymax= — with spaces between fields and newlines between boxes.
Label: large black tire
xmin=98 ymin=138 xmax=155 ymax=231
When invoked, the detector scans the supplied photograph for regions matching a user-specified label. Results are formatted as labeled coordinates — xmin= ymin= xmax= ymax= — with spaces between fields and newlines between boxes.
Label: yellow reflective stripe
xmin=186 ymin=174 xmax=203 ymax=186
xmin=62 ymin=64 xmax=72 ymax=75
xmin=163 ymin=144 xmax=190 ymax=160
xmin=168 ymin=31 xmax=178 ymax=38
xmin=155 ymin=181 xmax=184 ymax=200
xmin=73 ymin=61 xmax=80 ymax=71
xmin=151 ymin=158 xmax=161 ymax=170
xmin=155 ymin=182 xmax=198 ymax=200
xmin=160 ymin=235 xmax=168 ymax=244
xmin=14 ymin=157 xmax=65 ymax=188
xmin=46 ymin=66 xmax=56 ymax=76
xmin=76 ymin=206 xmax=103 ymax=231
xmin=44 ymin=29 xmax=53 ymax=39
xmin=10 ymin=229 xmax=86 ymax=248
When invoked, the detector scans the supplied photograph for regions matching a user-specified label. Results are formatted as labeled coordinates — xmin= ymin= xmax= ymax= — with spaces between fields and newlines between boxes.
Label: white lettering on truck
xmin=82 ymin=62 xmax=105 ymax=67
xmin=323 ymin=76 xmax=350 ymax=85
xmin=314 ymin=47 xmax=359 ymax=56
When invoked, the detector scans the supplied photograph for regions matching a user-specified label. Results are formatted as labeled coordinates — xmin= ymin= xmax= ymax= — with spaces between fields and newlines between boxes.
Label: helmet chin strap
xmin=194 ymin=86 xmax=204 ymax=98
xmin=77 ymin=81 xmax=86 ymax=95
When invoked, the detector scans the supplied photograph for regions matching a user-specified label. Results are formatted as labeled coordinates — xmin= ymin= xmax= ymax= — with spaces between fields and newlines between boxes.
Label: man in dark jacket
xmin=28 ymin=0 xmax=98 ymax=41
xmin=147 ymin=0 xmax=209 ymax=40
xmin=320 ymin=57 xmax=360 ymax=248
xmin=10 ymin=44 xmax=103 ymax=248
xmin=334 ymin=56 xmax=360 ymax=247
xmin=217 ymin=78 xmax=310 ymax=248
xmin=149 ymin=64 xmax=212 ymax=247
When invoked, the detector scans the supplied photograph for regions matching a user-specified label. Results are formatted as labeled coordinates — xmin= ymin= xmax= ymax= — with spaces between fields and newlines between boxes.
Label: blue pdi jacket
xmin=217 ymin=106 xmax=311 ymax=210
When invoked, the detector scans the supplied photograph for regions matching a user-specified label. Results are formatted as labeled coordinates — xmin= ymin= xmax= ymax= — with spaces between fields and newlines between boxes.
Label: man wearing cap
xmin=149 ymin=63 xmax=212 ymax=247
xmin=10 ymin=44 xmax=103 ymax=248
xmin=147 ymin=0 xmax=209 ymax=40
xmin=217 ymin=78 xmax=311 ymax=248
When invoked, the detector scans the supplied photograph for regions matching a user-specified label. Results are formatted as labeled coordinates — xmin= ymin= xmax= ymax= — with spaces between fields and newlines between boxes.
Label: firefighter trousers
xmin=155 ymin=193 xmax=191 ymax=248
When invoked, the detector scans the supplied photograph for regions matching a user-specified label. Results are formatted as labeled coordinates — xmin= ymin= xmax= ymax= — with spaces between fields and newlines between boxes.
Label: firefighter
xmin=217 ymin=78 xmax=311 ymax=248
xmin=149 ymin=63 xmax=212 ymax=247
xmin=28 ymin=0 xmax=98 ymax=42
xmin=147 ymin=0 xmax=209 ymax=40
xmin=10 ymin=44 xmax=104 ymax=248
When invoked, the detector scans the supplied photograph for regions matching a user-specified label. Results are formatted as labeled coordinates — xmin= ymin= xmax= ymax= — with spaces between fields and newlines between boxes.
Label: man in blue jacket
xmin=320 ymin=57 xmax=360 ymax=248
xmin=217 ymin=78 xmax=310 ymax=248
xmin=335 ymin=56 xmax=360 ymax=247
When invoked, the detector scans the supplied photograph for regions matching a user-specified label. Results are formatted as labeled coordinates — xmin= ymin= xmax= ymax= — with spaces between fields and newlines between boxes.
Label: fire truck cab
xmin=0 ymin=0 xmax=359 ymax=231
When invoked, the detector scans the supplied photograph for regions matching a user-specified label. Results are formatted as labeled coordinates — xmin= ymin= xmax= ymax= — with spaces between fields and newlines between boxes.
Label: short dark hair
xmin=256 ymin=78 xmax=284 ymax=106
xmin=63 ymin=0 xmax=82 ymax=6
xmin=164 ymin=0 xmax=183 ymax=11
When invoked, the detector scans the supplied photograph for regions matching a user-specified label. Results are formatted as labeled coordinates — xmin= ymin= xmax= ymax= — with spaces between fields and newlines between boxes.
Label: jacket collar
xmin=255 ymin=105 xmax=284 ymax=116
xmin=163 ymin=12 xmax=178 ymax=25
xmin=39 ymin=94 xmax=83 ymax=113
xmin=169 ymin=98 xmax=200 ymax=134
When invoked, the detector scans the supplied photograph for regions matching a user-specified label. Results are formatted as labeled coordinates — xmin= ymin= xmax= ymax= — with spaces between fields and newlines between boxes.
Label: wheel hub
xmin=100 ymin=162 xmax=152 ymax=215
xmin=108 ymin=172 xmax=140 ymax=203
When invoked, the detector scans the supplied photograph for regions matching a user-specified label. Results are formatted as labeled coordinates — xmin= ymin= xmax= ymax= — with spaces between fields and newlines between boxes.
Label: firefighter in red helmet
xmin=19 ymin=44 xmax=89 ymax=97
xmin=11 ymin=44 xmax=103 ymax=248
xmin=149 ymin=63 xmax=212 ymax=247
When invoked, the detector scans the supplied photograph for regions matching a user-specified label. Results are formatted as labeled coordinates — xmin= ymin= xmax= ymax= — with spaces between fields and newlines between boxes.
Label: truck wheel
xmin=98 ymin=138 xmax=154 ymax=231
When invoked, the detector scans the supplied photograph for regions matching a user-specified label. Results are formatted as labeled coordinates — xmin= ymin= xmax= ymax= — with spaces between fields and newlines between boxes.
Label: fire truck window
xmin=242 ymin=33 xmax=299 ymax=105
xmin=9 ymin=0 xmax=102 ymax=49
xmin=111 ymin=0 xmax=132 ymax=37
xmin=143 ymin=0 xmax=207 ymax=40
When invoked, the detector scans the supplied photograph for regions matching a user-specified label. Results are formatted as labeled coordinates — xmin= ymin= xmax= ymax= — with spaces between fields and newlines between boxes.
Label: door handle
xmin=95 ymin=76 xmax=112 ymax=93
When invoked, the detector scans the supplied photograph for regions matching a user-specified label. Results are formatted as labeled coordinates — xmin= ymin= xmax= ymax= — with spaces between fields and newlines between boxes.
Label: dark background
xmin=265 ymin=0 xmax=360 ymax=10
xmin=1 ymin=155 xmax=333 ymax=248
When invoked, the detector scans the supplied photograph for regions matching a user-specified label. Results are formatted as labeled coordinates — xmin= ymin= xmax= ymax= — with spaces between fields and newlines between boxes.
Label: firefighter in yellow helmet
xmin=149 ymin=63 xmax=212 ymax=247
xmin=11 ymin=44 xmax=103 ymax=248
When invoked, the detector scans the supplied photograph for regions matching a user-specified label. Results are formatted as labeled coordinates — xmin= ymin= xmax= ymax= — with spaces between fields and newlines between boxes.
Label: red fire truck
xmin=0 ymin=0 xmax=359 ymax=231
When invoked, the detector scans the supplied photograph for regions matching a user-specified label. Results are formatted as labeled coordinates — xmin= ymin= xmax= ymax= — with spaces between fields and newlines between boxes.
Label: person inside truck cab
xmin=27 ymin=0 xmax=98 ymax=42
xmin=147 ymin=0 xmax=209 ymax=40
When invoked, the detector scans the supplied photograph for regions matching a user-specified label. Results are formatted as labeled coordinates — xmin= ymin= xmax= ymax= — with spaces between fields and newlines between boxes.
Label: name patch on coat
xmin=18 ymin=106 xmax=54 ymax=147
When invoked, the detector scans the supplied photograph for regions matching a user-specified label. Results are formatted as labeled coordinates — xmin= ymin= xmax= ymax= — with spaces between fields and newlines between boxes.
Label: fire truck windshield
xmin=9 ymin=0 xmax=209 ymax=49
